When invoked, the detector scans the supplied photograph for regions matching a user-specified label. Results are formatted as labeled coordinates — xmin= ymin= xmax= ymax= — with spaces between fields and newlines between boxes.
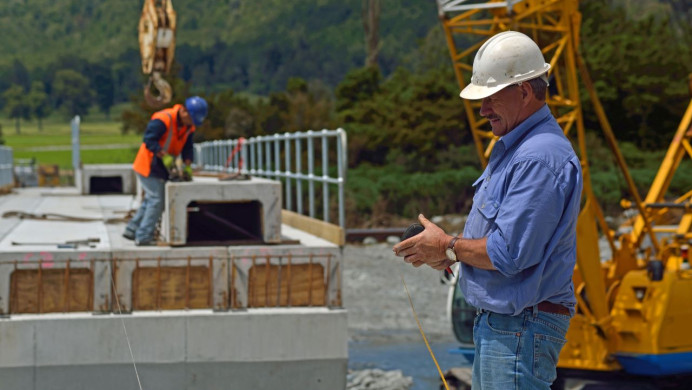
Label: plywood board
xmin=248 ymin=263 xmax=325 ymax=307
xmin=10 ymin=269 xmax=92 ymax=313
xmin=133 ymin=266 xmax=211 ymax=310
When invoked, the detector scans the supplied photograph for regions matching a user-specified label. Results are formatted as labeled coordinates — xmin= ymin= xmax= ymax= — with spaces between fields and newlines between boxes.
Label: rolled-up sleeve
xmin=486 ymin=159 xmax=565 ymax=277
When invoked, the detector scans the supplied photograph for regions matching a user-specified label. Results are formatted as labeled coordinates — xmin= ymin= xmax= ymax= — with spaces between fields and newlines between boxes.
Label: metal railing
xmin=0 ymin=146 xmax=13 ymax=188
xmin=194 ymin=129 xmax=348 ymax=230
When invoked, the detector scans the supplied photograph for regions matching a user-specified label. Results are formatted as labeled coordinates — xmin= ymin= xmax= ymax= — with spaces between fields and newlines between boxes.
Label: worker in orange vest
xmin=123 ymin=96 xmax=208 ymax=246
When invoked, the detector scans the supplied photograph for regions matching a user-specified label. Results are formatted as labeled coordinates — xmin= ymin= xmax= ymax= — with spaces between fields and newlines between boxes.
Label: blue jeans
xmin=125 ymin=173 xmax=165 ymax=243
xmin=472 ymin=307 xmax=570 ymax=389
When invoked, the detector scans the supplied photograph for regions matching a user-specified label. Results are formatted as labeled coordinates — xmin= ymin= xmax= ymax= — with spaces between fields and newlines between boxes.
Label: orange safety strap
xmin=225 ymin=137 xmax=246 ymax=169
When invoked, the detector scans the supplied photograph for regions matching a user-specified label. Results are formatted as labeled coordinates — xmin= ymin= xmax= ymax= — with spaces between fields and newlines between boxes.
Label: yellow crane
xmin=437 ymin=0 xmax=692 ymax=386
xmin=139 ymin=0 xmax=176 ymax=108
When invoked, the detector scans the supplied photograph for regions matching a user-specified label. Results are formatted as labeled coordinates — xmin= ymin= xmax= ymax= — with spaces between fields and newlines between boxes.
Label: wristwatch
xmin=445 ymin=236 xmax=460 ymax=262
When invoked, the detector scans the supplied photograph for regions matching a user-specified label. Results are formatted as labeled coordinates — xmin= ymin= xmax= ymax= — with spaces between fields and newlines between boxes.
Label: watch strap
xmin=447 ymin=236 xmax=459 ymax=260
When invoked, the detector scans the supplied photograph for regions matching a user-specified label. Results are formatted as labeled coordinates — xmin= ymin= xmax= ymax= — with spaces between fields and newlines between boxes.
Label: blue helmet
xmin=184 ymin=96 xmax=208 ymax=126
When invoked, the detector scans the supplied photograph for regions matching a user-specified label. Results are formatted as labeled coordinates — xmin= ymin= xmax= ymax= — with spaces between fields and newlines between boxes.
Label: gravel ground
xmin=342 ymin=240 xmax=458 ymax=344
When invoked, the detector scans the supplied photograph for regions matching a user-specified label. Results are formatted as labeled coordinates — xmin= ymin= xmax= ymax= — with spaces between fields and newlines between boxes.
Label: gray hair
xmin=528 ymin=76 xmax=548 ymax=101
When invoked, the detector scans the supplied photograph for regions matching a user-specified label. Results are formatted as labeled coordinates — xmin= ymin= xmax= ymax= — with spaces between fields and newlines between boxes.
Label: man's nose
xmin=480 ymin=98 xmax=491 ymax=117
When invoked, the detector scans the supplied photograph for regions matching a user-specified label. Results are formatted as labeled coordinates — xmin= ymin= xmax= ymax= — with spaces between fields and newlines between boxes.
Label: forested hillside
xmin=0 ymin=0 xmax=437 ymax=97
xmin=1 ymin=0 xmax=689 ymax=122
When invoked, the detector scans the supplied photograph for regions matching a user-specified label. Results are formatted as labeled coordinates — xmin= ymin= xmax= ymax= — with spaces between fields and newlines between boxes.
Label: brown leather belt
xmin=537 ymin=301 xmax=570 ymax=315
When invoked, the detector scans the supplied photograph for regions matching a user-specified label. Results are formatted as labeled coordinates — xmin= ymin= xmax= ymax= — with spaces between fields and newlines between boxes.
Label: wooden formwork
xmin=0 ymin=251 xmax=112 ymax=315
xmin=229 ymin=246 xmax=341 ymax=309
xmin=111 ymin=247 xmax=229 ymax=312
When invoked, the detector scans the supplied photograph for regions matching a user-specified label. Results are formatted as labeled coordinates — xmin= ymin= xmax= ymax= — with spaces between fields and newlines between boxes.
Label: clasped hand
xmin=392 ymin=214 xmax=456 ymax=271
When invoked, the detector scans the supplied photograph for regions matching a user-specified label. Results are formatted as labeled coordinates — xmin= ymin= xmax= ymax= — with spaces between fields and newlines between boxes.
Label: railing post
xmin=71 ymin=116 xmax=81 ymax=189
xmin=321 ymin=130 xmax=329 ymax=223
xmin=296 ymin=136 xmax=303 ymax=215
xmin=284 ymin=133 xmax=292 ymax=211
xmin=307 ymin=131 xmax=316 ymax=219
xmin=337 ymin=128 xmax=347 ymax=230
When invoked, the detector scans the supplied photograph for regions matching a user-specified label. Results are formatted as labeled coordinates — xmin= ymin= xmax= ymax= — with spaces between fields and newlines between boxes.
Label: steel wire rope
xmin=110 ymin=267 xmax=144 ymax=390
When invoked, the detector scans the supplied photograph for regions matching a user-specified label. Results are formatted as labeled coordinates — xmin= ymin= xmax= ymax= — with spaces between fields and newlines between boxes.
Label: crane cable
xmin=401 ymin=274 xmax=451 ymax=390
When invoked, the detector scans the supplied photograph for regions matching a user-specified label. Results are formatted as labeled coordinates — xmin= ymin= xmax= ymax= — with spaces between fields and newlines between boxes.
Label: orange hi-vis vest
xmin=132 ymin=104 xmax=196 ymax=177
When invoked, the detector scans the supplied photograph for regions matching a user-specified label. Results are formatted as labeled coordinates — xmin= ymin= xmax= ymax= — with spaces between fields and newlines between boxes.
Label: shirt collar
xmin=498 ymin=104 xmax=551 ymax=151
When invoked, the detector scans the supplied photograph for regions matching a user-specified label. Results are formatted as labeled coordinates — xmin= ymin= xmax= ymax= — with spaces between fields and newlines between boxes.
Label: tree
xmin=27 ymin=81 xmax=50 ymax=131
xmin=10 ymin=59 xmax=30 ymax=92
xmin=196 ymin=89 xmax=243 ymax=141
xmin=52 ymin=69 xmax=94 ymax=118
xmin=334 ymin=66 xmax=381 ymax=112
xmin=90 ymin=64 xmax=115 ymax=118
xmin=279 ymin=77 xmax=335 ymax=133
xmin=2 ymin=84 xmax=30 ymax=134
xmin=580 ymin=0 xmax=690 ymax=149
xmin=362 ymin=0 xmax=381 ymax=69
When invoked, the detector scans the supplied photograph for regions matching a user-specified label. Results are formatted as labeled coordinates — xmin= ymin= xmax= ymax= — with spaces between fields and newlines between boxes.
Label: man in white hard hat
xmin=393 ymin=31 xmax=582 ymax=389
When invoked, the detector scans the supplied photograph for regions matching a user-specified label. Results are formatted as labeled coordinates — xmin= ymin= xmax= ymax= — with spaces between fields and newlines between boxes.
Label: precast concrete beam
xmin=161 ymin=177 xmax=282 ymax=246
xmin=0 ymin=309 xmax=348 ymax=390
xmin=81 ymin=164 xmax=135 ymax=195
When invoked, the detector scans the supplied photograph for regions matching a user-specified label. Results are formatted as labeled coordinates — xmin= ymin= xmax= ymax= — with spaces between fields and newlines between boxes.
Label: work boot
xmin=122 ymin=229 xmax=135 ymax=241
xmin=135 ymin=239 xmax=156 ymax=246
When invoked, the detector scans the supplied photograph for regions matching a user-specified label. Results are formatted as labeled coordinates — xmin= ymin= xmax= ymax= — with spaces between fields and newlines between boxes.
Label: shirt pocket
xmin=471 ymin=174 xmax=487 ymax=202
xmin=477 ymin=199 xmax=500 ymax=223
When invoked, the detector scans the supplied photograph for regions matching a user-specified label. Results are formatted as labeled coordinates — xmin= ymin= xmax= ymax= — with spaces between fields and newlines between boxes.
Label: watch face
xmin=446 ymin=248 xmax=457 ymax=261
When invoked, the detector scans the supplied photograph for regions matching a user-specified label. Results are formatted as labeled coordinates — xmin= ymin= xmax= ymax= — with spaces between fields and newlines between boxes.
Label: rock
xmin=385 ymin=235 xmax=400 ymax=245
xmin=363 ymin=237 xmax=378 ymax=245
xmin=448 ymin=215 xmax=466 ymax=227
xmin=431 ymin=215 xmax=444 ymax=224
xmin=347 ymin=369 xmax=413 ymax=390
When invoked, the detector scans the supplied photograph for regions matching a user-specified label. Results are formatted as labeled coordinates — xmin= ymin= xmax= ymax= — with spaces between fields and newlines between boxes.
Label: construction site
xmin=0 ymin=0 xmax=691 ymax=389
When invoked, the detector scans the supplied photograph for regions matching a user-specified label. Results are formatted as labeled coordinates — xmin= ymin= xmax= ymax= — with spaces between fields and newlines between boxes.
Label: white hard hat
xmin=460 ymin=31 xmax=550 ymax=100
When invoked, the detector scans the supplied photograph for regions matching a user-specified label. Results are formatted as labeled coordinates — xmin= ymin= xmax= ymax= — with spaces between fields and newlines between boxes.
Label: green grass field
xmin=1 ymin=105 xmax=142 ymax=168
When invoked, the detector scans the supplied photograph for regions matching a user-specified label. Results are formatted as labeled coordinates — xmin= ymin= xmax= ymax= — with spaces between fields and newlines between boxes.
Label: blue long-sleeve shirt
xmin=143 ymin=118 xmax=194 ymax=180
xmin=460 ymin=104 xmax=582 ymax=316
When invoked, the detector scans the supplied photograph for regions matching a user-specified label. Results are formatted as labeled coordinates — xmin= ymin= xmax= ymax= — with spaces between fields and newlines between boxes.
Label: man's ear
xmin=521 ymin=82 xmax=533 ymax=105
xmin=522 ymin=83 xmax=530 ymax=98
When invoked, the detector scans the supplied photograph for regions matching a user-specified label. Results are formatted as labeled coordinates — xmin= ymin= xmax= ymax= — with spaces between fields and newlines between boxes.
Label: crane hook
xmin=144 ymin=72 xmax=172 ymax=109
